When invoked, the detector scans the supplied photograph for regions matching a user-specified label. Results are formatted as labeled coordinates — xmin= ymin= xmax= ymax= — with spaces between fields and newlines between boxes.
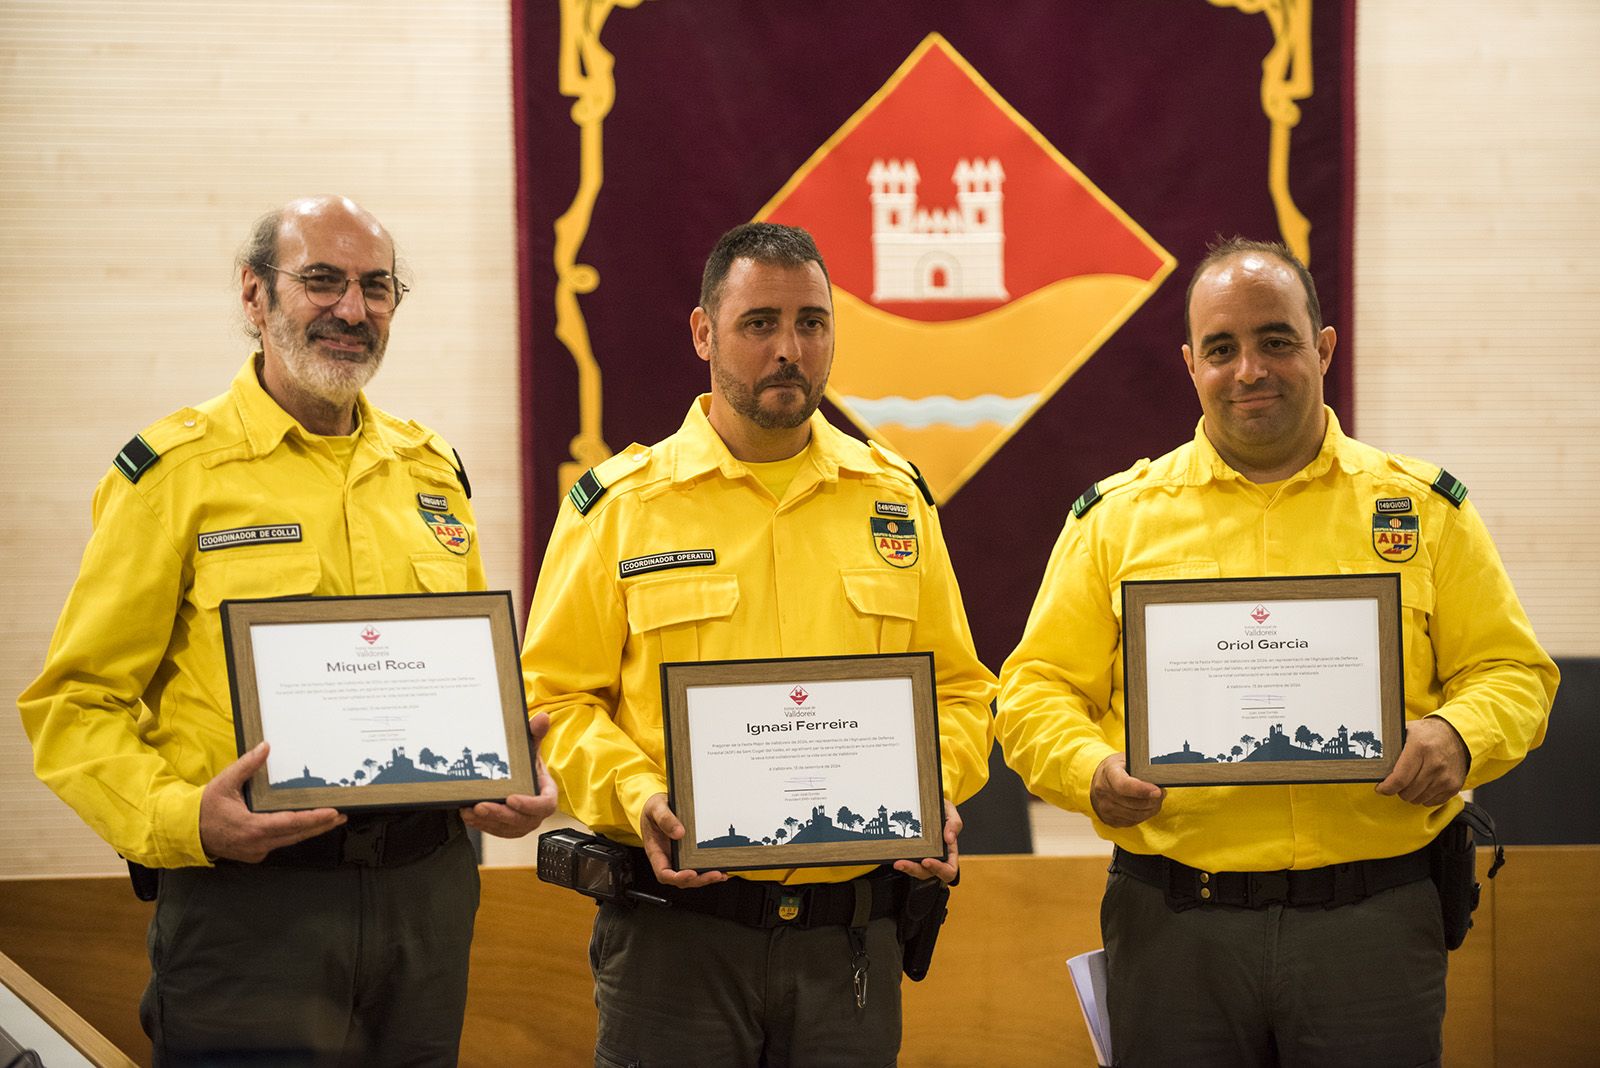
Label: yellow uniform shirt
xmin=998 ymin=410 xmax=1557 ymax=871
xmin=522 ymin=396 xmax=996 ymax=884
xmin=19 ymin=357 xmax=484 ymax=868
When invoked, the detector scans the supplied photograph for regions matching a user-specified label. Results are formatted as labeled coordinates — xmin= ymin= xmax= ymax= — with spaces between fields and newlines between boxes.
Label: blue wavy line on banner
xmin=839 ymin=394 xmax=1038 ymax=429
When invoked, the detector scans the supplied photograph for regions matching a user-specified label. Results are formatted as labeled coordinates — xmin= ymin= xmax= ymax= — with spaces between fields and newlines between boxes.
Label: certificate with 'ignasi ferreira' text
xmin=661 ymin=653 xmax=944 ymax=872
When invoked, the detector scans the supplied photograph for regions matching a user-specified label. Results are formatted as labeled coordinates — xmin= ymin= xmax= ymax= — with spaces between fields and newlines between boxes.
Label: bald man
xmin=998 ymin=238 xmax=1556 ymax=1065
xmin=20 ymin=196 xmax=555 ymax=1064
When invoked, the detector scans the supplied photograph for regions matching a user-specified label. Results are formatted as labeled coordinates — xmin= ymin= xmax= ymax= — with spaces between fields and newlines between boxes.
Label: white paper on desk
xmin=1066 ymin=948 xmax=1113 ymax=1067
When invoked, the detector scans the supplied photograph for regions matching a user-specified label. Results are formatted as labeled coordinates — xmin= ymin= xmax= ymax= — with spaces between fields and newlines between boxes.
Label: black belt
xmin=1111 ymin=844 xmax=1433 ymax=912
xmin=249 ymin=810 xmax=462 ymax=869
xmin=625 ymin=848 xmax=901 ymax=930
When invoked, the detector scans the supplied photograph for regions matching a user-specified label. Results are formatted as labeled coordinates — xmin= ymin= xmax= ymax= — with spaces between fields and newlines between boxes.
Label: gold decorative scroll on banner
xmin=549 ymin=0 xmax=1316 ymax=497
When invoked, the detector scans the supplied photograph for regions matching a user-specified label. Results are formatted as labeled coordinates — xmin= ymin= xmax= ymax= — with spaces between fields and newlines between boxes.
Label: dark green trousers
xmin=589 ymin=899 xmax=904 ymax=1068
xmin=1102 ymin=869 xmax=1447 ymax=1068
xmin=140 ymin=830 xmax=478 ymax=1067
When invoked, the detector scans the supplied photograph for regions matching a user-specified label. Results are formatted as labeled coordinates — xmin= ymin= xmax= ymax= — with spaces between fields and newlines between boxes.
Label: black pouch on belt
xmin=1429 ymin=800 xmax=1504 ymax=951
xmin=897 ymin=874 xmax=952 ymax=982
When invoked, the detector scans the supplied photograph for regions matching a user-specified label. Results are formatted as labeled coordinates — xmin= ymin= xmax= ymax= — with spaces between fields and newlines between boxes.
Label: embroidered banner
xmin=513 ymin=1 xmax=1354 ymax=668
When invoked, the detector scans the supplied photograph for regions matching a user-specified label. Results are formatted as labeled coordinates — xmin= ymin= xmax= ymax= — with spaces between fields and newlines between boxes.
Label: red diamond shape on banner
xmin=760 ymin=33 xmax=1174 ymax=501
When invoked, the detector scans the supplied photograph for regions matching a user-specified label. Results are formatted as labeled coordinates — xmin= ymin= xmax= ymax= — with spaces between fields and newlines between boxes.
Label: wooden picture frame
xmin=1122 ymin=574 xmax=1403 ymax=786
xmin=221 ymin=591 xmax=537 ymax=812
xmin=661 ymin=653 xmax=944 ymax=872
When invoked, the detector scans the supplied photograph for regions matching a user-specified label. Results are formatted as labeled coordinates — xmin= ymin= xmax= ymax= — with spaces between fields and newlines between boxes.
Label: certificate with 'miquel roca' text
xmin=221 ymin=591 xmax=539 ymax=812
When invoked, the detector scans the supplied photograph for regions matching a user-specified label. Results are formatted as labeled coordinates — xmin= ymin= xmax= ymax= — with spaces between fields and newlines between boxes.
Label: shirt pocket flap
xmin=841 ymin=568 xmax=921 ymax=621
xmin=1113 ymin=562 xmax=1221 ymax=620
xmin=625 ymin=574 xmax=740 ymax=633
xmin=412 ymin=554 xmax=469 ymax=593
xmin=1338 ymin=562 xmax=1434 ymax=613
xmin=195 ymin=550 xmax=321 ymax=609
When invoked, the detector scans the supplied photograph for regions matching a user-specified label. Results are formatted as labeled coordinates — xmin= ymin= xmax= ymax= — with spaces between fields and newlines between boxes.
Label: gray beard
xmin=266 ymin=313 xmax=385 ymax=409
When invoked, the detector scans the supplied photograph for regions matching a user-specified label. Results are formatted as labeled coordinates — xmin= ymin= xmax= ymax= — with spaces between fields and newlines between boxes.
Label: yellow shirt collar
xmin=1188 ymin=406 xmax=1360 ymax=485
xmin=232 ymin=353 xmax=394 ymax=461
xmin=668 ymin=394 xmax=877 ymax=485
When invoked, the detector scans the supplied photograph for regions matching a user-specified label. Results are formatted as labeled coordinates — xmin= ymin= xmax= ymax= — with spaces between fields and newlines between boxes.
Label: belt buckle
xmin=341 ymin=821 xmax=385 ymax=866
xmin=775 ymin=889 xmax=803 ymax=925
xmin=1246 ymin=870 xmax=1290 ymax=907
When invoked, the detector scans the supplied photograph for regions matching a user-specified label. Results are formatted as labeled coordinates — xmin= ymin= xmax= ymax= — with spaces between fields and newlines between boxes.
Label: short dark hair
xmin=238 ymin=208 xmax=284 ymax=338
xmin=1184 ymin=236 xmax=1322 ymax=345
xmin=699 ymin=222 xmax=830 ymax=319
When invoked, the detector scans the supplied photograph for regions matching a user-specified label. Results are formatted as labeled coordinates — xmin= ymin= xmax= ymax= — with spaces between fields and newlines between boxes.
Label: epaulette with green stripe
xmin=109 ymin=410 xmax=209 ymax=485
xmin=1431 ymin=468 xmax=1467 ymax=508
xmin=113 ymin=435 xmax=160 ymax=484
xmin=1070 ymin=460 xmax=1150 ymax=519
xmin=567 ymin=444 xmax=653 ymax=515
xmin=568 ymin=469 xmax=606 ymax=515
xmin=1071 ymin=482 xmax=1102 ymax=518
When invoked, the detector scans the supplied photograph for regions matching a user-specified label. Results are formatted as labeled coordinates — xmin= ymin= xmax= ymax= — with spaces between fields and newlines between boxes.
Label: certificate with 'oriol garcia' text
xmin=1123 ymin=575 xmax=1403 ymax=785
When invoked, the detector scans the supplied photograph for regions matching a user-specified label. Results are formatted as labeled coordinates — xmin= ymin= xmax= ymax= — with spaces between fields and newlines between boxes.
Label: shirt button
xmin=1200 ymin=887 xmax=1212 ymax=900
xmin=1200 ymin=872 xmax=1210 ymax=884
xmin=184 ymin=420 xmax=196 ymax=428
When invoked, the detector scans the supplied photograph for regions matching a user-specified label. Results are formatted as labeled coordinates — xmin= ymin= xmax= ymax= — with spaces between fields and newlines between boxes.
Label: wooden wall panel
xmin=4 ymin=851 xmax=1593 ymax=1066
xmin=1490 ymin=847 xmax=1600 ymax=1065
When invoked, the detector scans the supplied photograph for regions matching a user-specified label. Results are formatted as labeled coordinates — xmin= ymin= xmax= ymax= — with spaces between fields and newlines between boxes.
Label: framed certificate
xmin=221 ymin=591 xmax=538 ymax=812
xmin=660 ymin=653 xmax=944 ymax=872
xmin=1122 ymin=574 xmax=1404 ymax=786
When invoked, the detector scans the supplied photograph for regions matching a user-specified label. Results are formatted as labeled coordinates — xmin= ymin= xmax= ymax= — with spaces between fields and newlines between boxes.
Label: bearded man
xmin=520 ymin=222 xmax=995 ymax=1066
xmin=20 ymin=195 xmax=554 ymax=1065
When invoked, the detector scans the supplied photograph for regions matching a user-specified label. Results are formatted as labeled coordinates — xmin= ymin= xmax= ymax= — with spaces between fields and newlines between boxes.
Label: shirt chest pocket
xmin=1113 ymin=562 xmax=1222 ymax=626
xmin=193 ymin=550 xmax=322 ymax=610
xmin=841 ymin=568 xmax=920 ymax=653
xmin=625 ymin=574 xmax=740 ymax=663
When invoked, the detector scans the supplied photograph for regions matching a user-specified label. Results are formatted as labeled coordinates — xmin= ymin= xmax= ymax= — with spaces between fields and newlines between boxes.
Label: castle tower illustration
xmin=868 ymin=157 xmax=1009 ymax=302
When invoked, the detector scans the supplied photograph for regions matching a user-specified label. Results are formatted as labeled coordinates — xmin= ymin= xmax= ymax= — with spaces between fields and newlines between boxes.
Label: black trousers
xmin=1101 ymin=869 xmax=1447 ymax=1068
xmin=141 ymin=830 xmax=478 ymax=1067
xmin=589 ymin=899 xmax=904 ymax=1068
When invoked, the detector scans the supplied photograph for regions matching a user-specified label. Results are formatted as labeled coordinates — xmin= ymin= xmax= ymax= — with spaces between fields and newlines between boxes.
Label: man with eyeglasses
xmin=19 ymin=195 xmax=555 ymax=1064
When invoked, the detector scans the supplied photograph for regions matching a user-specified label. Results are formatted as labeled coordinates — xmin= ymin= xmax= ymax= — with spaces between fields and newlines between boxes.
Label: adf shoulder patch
xmin=1372 ymin=513 xmax=1419 ymax=563
xmin=871 ymin=516 xmax=919 ymax=568
xmin=418 ymin=508 xmax=471 ymax=555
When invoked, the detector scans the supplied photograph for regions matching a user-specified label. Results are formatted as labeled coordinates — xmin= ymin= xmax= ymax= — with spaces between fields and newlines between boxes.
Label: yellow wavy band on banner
xmin=1211 ymin=0 xmax=1315 ymax=263
xmin=553 ymin=0 xmax=650 ymax=493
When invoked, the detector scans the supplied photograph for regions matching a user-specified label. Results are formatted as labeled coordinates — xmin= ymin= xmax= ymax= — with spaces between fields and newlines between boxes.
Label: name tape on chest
xmin=198 ymin=524 xmax=304 ymax=552
xmin=874 ymin=500 xmax=910 ymax=518
xmin=619 ymin=549 xmax=717 ymax=578
xmin=1375 ymin=497 xmax=1413 ymax=514
xmin=417 ymin=492 xmax=449 ymax=511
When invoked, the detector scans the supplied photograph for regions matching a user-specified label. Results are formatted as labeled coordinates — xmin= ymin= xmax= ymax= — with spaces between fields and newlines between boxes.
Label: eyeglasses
xmin=266 ymin=264 xmax=408 ymax=315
